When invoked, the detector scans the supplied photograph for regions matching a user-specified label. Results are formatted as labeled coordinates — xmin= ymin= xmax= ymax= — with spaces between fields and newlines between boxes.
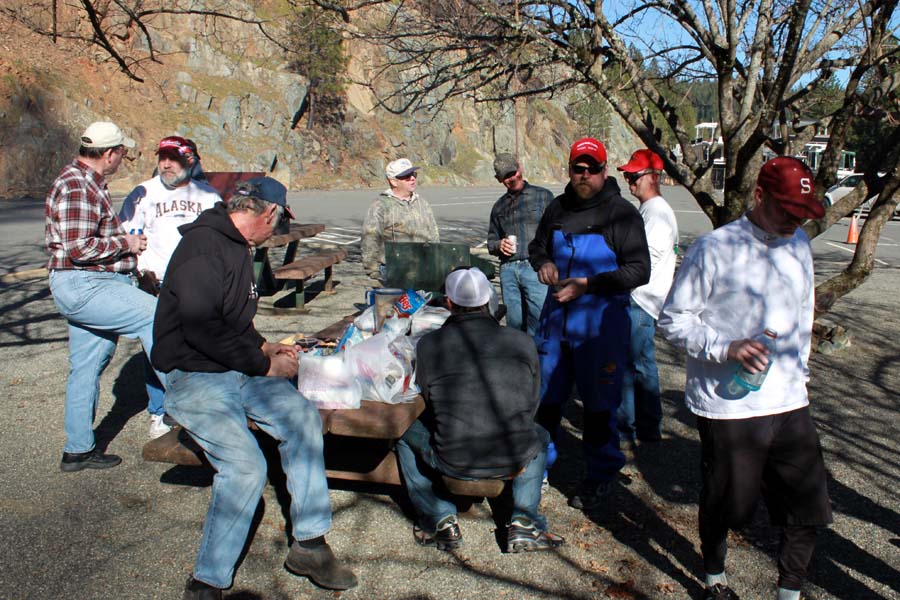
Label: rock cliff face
xmin=0 ymin=10 xmax=639 ymax=198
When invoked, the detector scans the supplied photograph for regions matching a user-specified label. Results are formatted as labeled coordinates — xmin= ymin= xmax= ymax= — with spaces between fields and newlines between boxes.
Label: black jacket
xmin=415 ymin=312 xmax=541 ymax=478
xmin=527 ymin=177 xmax=650 ymax=295
xmin=152 ymin=202 xmax=269 ymax=376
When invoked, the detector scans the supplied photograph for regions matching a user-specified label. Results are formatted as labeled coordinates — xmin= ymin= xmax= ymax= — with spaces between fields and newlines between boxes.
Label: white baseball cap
xmin=444 ymin=267 xmax=492 ymax=307
xmin=80 ymin=121 xmax=136 ymax=149
xmin=385 ymin=158 xmax=418 ymax=179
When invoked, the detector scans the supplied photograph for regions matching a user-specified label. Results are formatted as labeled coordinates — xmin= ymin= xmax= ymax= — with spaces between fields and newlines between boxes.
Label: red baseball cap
xmin=156 ymin=136 xmax=193 ymax=163
xmin=757 ymin=156 xmax=824 ymax=219
xmin=569 ymin=137 xmax=607 ymax=165
xmin=617 ymin=149 xmax=664 ymax=173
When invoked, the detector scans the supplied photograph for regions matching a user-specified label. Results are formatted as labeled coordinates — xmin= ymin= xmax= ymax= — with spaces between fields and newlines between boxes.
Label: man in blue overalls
xmin=528 ymin=137 xmax=650 ymax=512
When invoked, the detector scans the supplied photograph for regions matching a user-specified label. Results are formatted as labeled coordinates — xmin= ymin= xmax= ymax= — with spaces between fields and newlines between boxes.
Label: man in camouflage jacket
xmin=361 ymin=158 xmax=440 ymax=279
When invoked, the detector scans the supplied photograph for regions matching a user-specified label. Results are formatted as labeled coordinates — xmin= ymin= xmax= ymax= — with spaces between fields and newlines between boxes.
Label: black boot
xmin=182 ymin=575 xmax=222 ymax=600
xmin=285 ymin=540 xmax=358 ymax=590
xmin=60 ymin=448 xmax=122 ymax=472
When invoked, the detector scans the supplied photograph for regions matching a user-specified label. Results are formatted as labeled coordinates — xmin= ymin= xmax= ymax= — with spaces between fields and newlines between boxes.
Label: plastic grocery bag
xmin=353 ymin=305 xmax=379 ymax=333
xmin=410 ymin=305 xmax=450 ymax=336
xmin=344 ymin=332 xmax=418 ymax=404
xmin=298 ymin=353 xmax=362 ymax=410
xmin=381 ymin=313 xmax=412 ymax=336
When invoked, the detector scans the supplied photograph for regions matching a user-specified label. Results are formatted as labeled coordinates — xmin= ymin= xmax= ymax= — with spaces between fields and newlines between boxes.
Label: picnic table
xmin=142 ymin=316 xmax=507 ymax=497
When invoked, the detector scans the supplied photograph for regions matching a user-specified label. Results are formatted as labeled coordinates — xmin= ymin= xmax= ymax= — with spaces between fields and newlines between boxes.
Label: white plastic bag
xmin=298 ymin=353 xmax=362 ymax=410
xmin=353 ymin=305 xmax=379 ymax=333
xmin=344 ymin=332 xmax=418 ymax=404
xmin=381 ymin=313 xmax=412 ymax=336
xmin=410 ymin=306 xmax=450 ymax=336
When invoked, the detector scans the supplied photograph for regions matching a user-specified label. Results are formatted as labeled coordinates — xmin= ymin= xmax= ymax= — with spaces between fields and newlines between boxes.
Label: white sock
xmin=705 ymin=572 xmax=727 ymax=587
xmin=776 ymin=588 xmax=801 ymax=600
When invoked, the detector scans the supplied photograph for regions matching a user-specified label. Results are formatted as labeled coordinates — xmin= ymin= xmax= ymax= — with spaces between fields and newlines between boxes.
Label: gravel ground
xmin=1 ymin=243 xmax=898 ymax=600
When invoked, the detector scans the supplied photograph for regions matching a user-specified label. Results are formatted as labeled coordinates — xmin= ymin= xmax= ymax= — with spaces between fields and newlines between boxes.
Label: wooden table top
xmin=259 ymin=223 xmax=325 ymax=248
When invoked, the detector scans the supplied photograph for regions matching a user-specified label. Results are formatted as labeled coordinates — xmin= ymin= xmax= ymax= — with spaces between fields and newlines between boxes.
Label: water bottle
xmin=727 ymin=329 xmax=777 ymax=394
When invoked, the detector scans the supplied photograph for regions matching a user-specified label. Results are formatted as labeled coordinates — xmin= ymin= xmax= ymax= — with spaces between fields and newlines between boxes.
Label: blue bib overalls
xmin=534 ymin=229 xmax=630 ymax=483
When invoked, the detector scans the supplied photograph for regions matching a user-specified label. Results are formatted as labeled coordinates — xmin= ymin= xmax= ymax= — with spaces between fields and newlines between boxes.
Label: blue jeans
xmin=49 ymin=270 xmax=165 ymax=453
xmin=143 ymin=353 xmax=165 ymax=416
xmin=396 ymin=420 xmax=549 ymax=533
xmin=499 ymin=260 xmax=548 ymax=337
xmin=164 ymin=369 xmax=332 ymax=589
xmin=619 ymin=299 xmax=662 ymax=441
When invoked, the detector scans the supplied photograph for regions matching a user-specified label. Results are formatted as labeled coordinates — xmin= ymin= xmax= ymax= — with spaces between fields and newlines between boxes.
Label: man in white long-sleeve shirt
xmin=658 ymin=157 xmax=831 ymax=600
xmin=616 ymin=149 xmax=678 ymax=443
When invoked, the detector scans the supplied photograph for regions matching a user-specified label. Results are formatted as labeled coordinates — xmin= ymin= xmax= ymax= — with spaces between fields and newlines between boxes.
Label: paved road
xmin=6 ymin=183 xmax=899 ymax=275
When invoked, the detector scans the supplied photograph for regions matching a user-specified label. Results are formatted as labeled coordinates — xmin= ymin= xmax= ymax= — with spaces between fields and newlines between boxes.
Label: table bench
xmin=273 ymin=249 xmax=348 ymax=311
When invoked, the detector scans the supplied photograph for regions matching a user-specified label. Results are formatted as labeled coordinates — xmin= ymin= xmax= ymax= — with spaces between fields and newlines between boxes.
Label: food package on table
xmin=298 ymin=353 xmax=362 ymax=410
xmin=394 ymin=289 xmax=431 ymax=316
xmin=344 ymin=332 xmax=418 ymax=404
xmin=410 ymin=306 xmax=451 ymax=337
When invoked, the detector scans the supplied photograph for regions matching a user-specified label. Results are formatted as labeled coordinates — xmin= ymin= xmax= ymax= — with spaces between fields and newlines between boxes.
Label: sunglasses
xmin=571 ymin=163 xmax=605 ymax=175
xmin=395 ymin=172 xmax=417 ymax=181
xmin=623 ymin=171 xmax=651 ymax=184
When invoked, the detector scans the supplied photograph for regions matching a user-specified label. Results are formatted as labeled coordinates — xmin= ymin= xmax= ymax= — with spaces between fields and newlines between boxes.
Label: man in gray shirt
xmin=486 ymin=153 xmax=553 ymax=336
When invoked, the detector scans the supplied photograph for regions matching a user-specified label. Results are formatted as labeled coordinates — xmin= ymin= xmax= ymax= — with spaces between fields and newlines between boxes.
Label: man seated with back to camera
xmin=395 ymin=267 xmax=564 ymax=553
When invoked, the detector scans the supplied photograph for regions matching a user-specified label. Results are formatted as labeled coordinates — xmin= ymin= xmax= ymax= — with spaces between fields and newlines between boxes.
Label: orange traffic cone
xmin=846 ymin=214 xmax=859 ymax=244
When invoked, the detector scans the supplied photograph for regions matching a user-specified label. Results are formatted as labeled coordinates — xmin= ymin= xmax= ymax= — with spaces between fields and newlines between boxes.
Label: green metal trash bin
xmin=384 ymin=242 xmax=496 ymax=292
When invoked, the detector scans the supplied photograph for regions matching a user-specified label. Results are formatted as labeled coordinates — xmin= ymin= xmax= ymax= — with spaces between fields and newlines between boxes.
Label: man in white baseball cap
xmin=361 ymin=157 xmax=439 ymax=280
xmin=395 ymin=267 xmax=564 ymax=554
xmin=46 ymin=120 xmax=162 ymax=473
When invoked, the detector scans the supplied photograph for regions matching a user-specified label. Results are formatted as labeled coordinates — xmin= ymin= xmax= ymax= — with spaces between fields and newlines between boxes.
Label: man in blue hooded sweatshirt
xmin=528 ymin=137 xmax=650 ymax=513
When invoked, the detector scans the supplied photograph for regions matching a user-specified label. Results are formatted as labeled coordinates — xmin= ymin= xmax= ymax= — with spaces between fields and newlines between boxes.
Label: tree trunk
xmin=814 ymin=192 xmax=900 ymax=316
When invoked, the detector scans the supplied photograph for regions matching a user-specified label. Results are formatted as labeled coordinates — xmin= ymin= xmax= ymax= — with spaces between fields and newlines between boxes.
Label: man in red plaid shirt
xmin=46 ymin=121 xmax=165 ymax=472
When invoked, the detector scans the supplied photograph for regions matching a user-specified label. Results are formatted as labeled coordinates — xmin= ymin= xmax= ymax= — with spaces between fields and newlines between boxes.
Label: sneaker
xmin=60 ymin=448 xmax=122 ymax=472
xmin=413 ymin=514 xmax=462 ymax=551
xmin=182 ymin=575 xmax=222 ymax=600
xmin=284 ymin=540 xmax=358 ymax=590
xmin=569 ymin=480 xmax=612 ymax=512
xmin=704 ymin=583 xmax=739 ymax=599
xmin=506 ymin=516 xmax=565 ymax=553
xmin=149 ymin=414 xmax=172 ymax=439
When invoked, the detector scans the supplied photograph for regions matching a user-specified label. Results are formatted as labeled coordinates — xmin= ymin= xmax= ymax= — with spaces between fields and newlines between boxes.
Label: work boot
xmin=285 ymin=540 xmax=358 ymax=590
xmin=60 ymin=448 xmax=122 ymax=472
xmin=182 ymin=575 xmax=222 ymax=600
xmin=413 ymin=514 xmax=463 ymax=551
xmin=506 ymin=516 xmax=565 ymax=553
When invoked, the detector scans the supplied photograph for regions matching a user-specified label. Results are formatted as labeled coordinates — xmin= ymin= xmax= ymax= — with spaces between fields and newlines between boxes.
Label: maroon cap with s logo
xmin=757 ymin=156 xmax=825 ymax=219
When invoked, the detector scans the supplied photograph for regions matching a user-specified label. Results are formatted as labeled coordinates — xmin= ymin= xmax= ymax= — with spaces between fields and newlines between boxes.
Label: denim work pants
xmin=618 ymin=299 xmax=662 ymax=441
xmin=49 ymin=269 xmax=164 ymax=453
xmin=499 ymin=260 xmax=548 ymax=337
xmin=164 ymin=369 xmax=332 ymax=589
xmin=396 ymin=419 xmax=549 ymax=533
xmin=143 ymin=353 xmax=165 ymax=417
